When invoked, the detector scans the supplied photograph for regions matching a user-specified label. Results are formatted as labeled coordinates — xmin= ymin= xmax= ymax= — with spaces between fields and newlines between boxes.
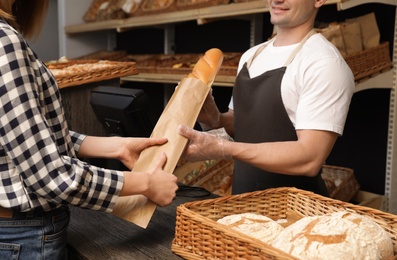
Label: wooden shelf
xmin=122 ymin=73 xmax=235 ymax=87
xmin=354 ymin=69 xmax=394 ymax=93
xmin=338 ymin=0 xmax=397 ymax=10
xmin=63 ymin=0 xmax=397 ymax=34
xmin=65 ymin=0 xmax=340 ymax=34
xmin=122 ymin=68 xmax=393 ymax=90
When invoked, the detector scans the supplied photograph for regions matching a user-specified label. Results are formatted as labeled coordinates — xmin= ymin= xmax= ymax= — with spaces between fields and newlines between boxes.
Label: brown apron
xmin=232 ymin=31 xmax=329 ymax=196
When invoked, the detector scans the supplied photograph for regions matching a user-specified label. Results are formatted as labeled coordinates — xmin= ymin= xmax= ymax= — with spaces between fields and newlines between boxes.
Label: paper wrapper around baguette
xmin=111 ymin=48 xmax=224 ymax=228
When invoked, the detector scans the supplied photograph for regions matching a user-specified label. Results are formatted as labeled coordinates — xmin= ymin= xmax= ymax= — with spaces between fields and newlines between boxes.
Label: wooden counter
xmin=67 ymin=190 xmax=215 ymax=259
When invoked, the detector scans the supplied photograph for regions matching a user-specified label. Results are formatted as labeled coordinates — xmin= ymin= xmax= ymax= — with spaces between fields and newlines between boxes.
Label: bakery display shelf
xmin=122 ymin=69 xmax=393 ymax=90
xmin=122 ymin=73 xmax=235 ymax=87
xmin=338 ymin=0 xmax=397 ymax=10
xmin=354 ymin=69 xmax=394 ymax=93
xmin=64 ymin=18 xmax=124 ymax=34
xmin=65 ymin=1 xmax=267 ymax=34
xmin=65 ymin=0 xmax=340 ymax=34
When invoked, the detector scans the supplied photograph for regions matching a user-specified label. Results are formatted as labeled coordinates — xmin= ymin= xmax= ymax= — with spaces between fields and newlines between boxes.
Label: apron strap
xmin=283 ymin=30 xmax=316 ymax=66
xmin=246 ymin=29 xmax=316 ymax=69
xmin=246 ymin=37 xmax=275 ymax=68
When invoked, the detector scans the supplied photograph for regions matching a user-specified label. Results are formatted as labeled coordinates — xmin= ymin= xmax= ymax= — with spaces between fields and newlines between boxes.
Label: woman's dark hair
xmin=0 ymin=0 xmax=49 ymax=39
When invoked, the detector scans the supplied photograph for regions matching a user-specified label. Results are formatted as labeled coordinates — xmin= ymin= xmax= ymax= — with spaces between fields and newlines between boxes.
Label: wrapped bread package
xmin=112 ymin=48 xmax=224 ymax=228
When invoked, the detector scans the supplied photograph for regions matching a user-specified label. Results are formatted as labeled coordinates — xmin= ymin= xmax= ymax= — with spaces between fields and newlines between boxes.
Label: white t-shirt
xmin=229 ymin=33 xmax=355 ymax=135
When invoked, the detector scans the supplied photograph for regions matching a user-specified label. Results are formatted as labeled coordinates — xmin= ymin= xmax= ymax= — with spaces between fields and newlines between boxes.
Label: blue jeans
xmin=0 ymin=206 xmax=70 ymax=260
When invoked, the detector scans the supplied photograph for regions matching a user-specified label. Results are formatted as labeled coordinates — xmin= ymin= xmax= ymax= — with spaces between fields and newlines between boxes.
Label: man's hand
xmin=178 ymin=125 xmax=232 ymax=162
xmin=197 ymin=89 xmax=221 ymax=130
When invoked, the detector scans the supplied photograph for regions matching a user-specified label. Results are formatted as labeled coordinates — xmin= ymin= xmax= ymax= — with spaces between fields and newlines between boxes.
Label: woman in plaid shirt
xmin=0 ymin=1 xmax=178 ymax=259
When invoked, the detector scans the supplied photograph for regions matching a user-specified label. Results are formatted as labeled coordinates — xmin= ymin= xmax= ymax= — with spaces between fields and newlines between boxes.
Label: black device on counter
xmin=89 ymin=86 xmax=157 ymax=171
xmin=90 ymin=86 xmax=156 ymax=138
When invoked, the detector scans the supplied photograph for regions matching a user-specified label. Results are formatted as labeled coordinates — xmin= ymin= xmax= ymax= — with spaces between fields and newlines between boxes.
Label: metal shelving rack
xmin=59 ymin=0 xmax=397 ymax=213
xmin=335 ymin=0 xmax=397 ymax=215
xmin=385 ymin=2 xmax=397 ymax=214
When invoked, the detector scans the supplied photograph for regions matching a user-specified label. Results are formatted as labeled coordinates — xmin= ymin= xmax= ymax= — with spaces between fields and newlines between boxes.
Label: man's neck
xmin=273 ymin=26 xmax=314 ymax=47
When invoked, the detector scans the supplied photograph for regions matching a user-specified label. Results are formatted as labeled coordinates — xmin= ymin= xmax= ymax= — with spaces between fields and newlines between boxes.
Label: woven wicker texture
xmin=321 ymin=165 xmax=360 ymax=202
xmin=176 ymin=0 xmax=230 ymax=10
xmin=140 ymin=0 xmax=176 ymax=14
xmin=345 ymin=42 xmax=392 ymax=82
xmin=178 ymin=159 xmax=234 ymax=196
xmin=233 ymin=0 xmax=263 ymax=2
xmin=83 ymin=0 xmax=109 ymax=22
xmin=172 ymin=187 xmax=397 ymax=259
xmin=96 ymin=0 xmax=129 ymax=21
xmin=124 ymin=52 xmax=241 ymax=76
xmin=48 ymin=60 xmax=138 ymax=88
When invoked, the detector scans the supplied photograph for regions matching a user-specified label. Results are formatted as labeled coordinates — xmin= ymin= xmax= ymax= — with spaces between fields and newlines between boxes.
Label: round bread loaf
xmin=271 ymin=215 xmax=381 ymax=260
xmin=217 ymin=213 xmax=284 ymax=244
xmin=329 ymin=211 xmax=393 ymax=259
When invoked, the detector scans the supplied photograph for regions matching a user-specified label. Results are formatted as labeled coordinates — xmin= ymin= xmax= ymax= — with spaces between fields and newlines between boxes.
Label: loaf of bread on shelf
xmin=96 ymin=0 xmax=129 ymax=21
xmin=175 ymin=0 xmax=230 ymax=10
xmin=140 ymin=0 xmax=176 ymax=14
xmin=120 ymin=0 xmax=143 ymax=17
xmin=83 ymin=0 xmax=109 ymax=22
xmin=217 ymin=213 xmax=284 ymax=244
xmin=271 ymin=213 xmax=389 ymax=260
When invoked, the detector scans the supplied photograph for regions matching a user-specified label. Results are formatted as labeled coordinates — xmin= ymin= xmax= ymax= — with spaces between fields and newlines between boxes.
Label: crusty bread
xmin=271 ymin=215 xmax=381 ymax=260
xmin=187 ymin=48 xmax=223 ymax=85
xmin=217 ymin=213 xmax=284 ymax=244
xmin=329 ymin=211 xmax=393 ymax=259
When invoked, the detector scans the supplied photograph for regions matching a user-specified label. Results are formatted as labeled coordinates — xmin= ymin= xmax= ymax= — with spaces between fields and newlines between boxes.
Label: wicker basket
xmin=176 ymin=0 xmax=230 ymax=10
xmin=233 ymin=0 xmax=263 ymax=2
xmin=218 ymin=52 xmax=241 ymax=76
xmin=172 ymin=187 xmax=397 ymax=259
xmin=140 ymin=0 xmax=176 ymax=15
xmin=120 ymin=54 xmax=161 ymax=73
xmin=105 ymin=52 xmax=241 ymax=76
xmin=156 ymin=53 xmax=201 ymax=75
xmin=48 ymin=60 xmax=138 ymax=89
xmin=96 ymin=0 xmax=129 ymax=21
xmin=122 ymin=0 xmax=144 ymax=17
xmin=321 ymin=165 xmax=360 ymax=202
xmin=83 ymin=0 xmax=109 ymax=22
xmin=345 ymin=41 xmax=392 ymax=82
xmin=177 ymin=159 xmax=234 ymax=196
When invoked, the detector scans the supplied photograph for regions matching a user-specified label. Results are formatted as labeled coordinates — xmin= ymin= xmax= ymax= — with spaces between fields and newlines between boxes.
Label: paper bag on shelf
xmin=340 ymin=22 xmax=363 ymax=55
xmin=347 ymin=12 xmax=380 ymax=50
xmin=318 ymin=24 xmax=347 ymax=57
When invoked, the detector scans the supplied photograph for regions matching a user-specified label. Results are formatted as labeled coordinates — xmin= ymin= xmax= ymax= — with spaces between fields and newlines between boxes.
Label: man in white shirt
xmin=178 ymin=0 xmax=354 ymax=195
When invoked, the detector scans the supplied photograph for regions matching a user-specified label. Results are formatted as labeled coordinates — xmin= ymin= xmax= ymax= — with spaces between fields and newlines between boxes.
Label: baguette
xmin=188 ymin=48 xmax=223 ymax=85
xmin=112 ymin=48 xmax=224 ymax=228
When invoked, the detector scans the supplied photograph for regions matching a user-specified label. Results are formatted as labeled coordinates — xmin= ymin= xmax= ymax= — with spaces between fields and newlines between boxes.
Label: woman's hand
xmin=121 ymin=152 xmax=178 ymax=207
xmin=142 ymin=152 xmax=178 ymax=207
xmin=119 ymin=137 xmax=168 ymax=170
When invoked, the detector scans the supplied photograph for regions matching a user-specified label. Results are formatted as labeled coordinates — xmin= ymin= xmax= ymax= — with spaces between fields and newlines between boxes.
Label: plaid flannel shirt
xmin=0 ymin=19 xmax=124 ymax=212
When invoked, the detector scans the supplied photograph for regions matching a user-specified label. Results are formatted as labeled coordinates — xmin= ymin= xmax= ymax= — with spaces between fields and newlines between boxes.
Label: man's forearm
xmin=224 ymin=130 xmax=337 ymax=177
xmin=219 ymin=109 xmax=235 ymax=137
